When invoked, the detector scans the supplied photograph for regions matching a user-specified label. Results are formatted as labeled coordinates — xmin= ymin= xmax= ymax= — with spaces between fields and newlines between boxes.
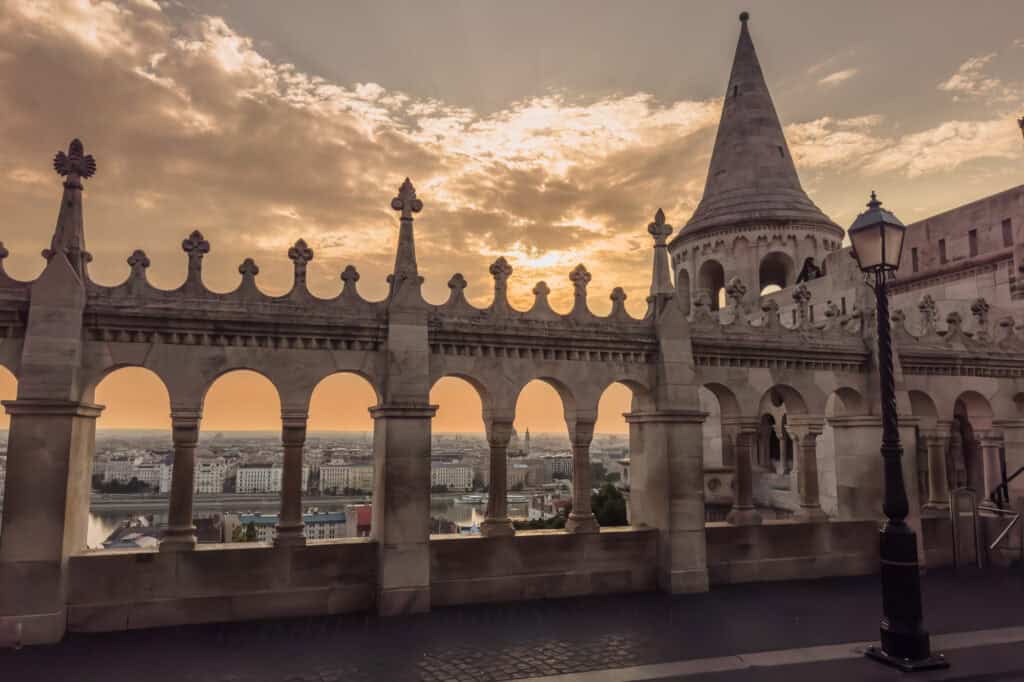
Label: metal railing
xmin=989 ymin=464 xmax=1024 ymax=509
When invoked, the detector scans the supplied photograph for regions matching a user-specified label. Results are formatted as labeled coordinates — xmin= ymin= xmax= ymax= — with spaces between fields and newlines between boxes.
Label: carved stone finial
xmin=569 ymin=264 xmax=591 ymax=296
xmin=288 ymin=238 xmax=313 ymax=286
xmin=970 ymin=297 xmax=990 ymax=326
xmin=946 ymin=310 xmax=964 ymax=336
xmin=390 ymin=177 xmax=423 ymax=220
xmin=533 ymin=281 xmax=550 ymax=298
xmin=127 ymin=249 xmax=150 ymax=278
xmin=182 ymin=230 xmax=209 ymax=256
xmin=609 ymin=287 xmax=628 ymax=318
xmin=490 ymin=257 xmax=513 ymax=284
xmin=53 ymin=138 xmax=96 ymax=189
xmin=0 ymin=242 xmax=8 ymax=261
xmin=341 ymin=264 xmax=360 ymax=285
xmin=725 ymin=277 xmax=747 ymax=308
xmin=691 ymin=290 xmax=716 ymax=325
xmin=792 ymin=283 xmax=811 ymax=328
xmin=918 ymin=294 xmax=938 ymax=334
xmin=448 ymin=273 xmax=467 ymax=292
xmin=238 ymin=258 xmax=259 ymax=277
xmin=648 ymin=209 xmax=673 ymax=246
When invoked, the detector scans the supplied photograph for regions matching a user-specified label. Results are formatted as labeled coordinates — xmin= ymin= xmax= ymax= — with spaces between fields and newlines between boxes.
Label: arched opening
xmin=204 ymin=370 xmax=281 ymax=545
xmin=700 ymin=383 xmax=740 ymax=521
xmin=757 ymin=385 xmax=807 ymax=489
xmin=308 ymin=372 xmax=378 ymax=538
xmin=0 ymin=366 xmax=17 ymax=540
xmin=952 ymin=391 xmax=994 ymax=494
xmin=510 ymin=379 xmax=574 ymax=530
xmin=88 ymin=367 xmax=171 ymax=550
xmin=760 ymin=284 xmax=782 ymax=297
xmin=676 ymin=269 xmax=691 ymax=316
xmin=818 ymin=387 xmax=868 ymax=516
xmin=698 ymin=259 xmax=726 ymax=311
xmin=759 ymin=251 xmax=795 ymax=292
xmin=428 ymin=376 xmax=486 ymax=534
xmin=592 ymin=382 xmax=649 ymax=527
xmin=908 ymin=390 xmax=941 ymax=501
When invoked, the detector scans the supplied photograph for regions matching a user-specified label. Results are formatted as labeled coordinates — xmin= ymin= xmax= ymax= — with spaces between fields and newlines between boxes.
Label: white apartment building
xmin=507 ymin=462 xmax=529 ymax=489
xmin=194 ymin=459 xmax=228 ymax=494
xmin=235 ymin=465 xmax=309 ymax=494
xmin=430 ymin=463 xmax=473 ymax=491
xmin=227 ymin=511 xmax=348 ymax=543
xmin=131 ymin=463 xmax=163 ymax=490
xmin=543 ymin=455 xmax=573 ymax=479
xmin=320 ymin=463 xmax=374 ymax=493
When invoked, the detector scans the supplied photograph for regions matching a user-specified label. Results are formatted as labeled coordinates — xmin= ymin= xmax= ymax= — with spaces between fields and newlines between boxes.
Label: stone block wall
xmin=429 ymin=527 xmax=658 ymax=606
xmin=66 ymin=539 xmax=377 ymax=633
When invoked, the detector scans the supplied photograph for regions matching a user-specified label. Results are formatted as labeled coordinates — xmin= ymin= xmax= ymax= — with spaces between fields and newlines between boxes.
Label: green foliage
xmin=430 ymin=484 xmax=449 ymax=493
xmin=513 ymin=513 xmax=567 ymax=530
xmin=551 ymin=471 xmax=570 ymax=480
xmin=510 ymin=482 xmax=524 ymax=491
xmin=590 ymin=462 xmax=607 ymax=483
xmin=92 ymin=476 xmax=153 ymax=494
xmin=605 ymin=471 xmax=621 ymax=483
xmin=591 ymin=483 xmax=627 ymax=526
xmin=243 ymin=522 xmax=258 ymax=542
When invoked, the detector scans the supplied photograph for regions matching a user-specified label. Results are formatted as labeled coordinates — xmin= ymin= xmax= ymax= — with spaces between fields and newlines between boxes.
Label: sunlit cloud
xmin=817 ymin=68 xmax=859 ymax=87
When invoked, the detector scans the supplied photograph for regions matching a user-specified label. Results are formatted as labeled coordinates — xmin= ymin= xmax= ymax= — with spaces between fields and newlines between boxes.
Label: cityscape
xmin=80 ymin=429 xmax=630 ymax=548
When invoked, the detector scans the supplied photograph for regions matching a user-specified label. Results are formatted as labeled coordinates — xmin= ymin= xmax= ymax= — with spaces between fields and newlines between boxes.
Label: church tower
xmin=668 ymin=13 xmax=844 ymax=311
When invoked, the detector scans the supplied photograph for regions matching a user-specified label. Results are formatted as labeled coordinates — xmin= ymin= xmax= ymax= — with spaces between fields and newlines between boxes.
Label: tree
xmin=510 ymin=482 xmax=524 ymax=492
xmin=590 ymin=462 xmax=607 ymax=483
xmin=591 ymin=483 xmax=627 ymax=526
xmin=605 ymin=471 xmax=621 ymax=483
xmin=230 ymin=524 xmax=245 ymax=543
xmin=430 ymin=484 xmax=449 ymax=493
xmin=243 ymin=522 xmax=258 ymax=542
xmin=552 ymin=471 xmax=569 ymax=481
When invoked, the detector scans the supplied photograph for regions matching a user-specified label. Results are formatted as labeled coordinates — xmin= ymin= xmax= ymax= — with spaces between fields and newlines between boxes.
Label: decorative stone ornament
xmin=53 ymin=138 xmax=96 ymax=189
xmin=391 ymin=177 xmax=423 ymax=219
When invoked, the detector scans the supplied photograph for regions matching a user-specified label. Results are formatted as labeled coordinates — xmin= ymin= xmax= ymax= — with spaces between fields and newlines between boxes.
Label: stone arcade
xmin=2 ymin=15 xmax=1024 ymax=646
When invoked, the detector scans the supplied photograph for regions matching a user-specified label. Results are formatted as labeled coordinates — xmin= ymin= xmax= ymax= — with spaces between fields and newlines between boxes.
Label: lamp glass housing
xmin=849 ymin=197 xmax=906 ymax=273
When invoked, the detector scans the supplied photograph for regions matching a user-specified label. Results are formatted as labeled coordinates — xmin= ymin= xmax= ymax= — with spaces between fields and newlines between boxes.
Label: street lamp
xmin=848 ymin=192 xmax=948 ymax=672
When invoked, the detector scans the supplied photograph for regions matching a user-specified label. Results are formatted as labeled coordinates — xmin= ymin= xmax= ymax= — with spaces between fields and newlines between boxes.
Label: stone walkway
xmin=1 ymin=568 xmax=1022 ymax=682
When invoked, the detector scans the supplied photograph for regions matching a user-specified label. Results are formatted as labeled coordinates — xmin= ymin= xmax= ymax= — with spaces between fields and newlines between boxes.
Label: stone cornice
xmin=2 ymin=399 xmax=104 ymax=418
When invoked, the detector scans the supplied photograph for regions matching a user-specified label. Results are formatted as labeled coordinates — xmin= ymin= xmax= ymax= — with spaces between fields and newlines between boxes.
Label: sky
xmin=1 ymin=0 xmax=1023 ymax=433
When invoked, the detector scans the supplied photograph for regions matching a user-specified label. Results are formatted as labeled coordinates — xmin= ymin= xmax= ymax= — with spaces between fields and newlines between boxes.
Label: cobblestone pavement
xmin=2 ymin=569 xmax=1022 ymax=682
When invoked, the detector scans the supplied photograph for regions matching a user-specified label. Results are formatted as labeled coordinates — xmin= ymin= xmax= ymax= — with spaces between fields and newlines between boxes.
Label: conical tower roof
xmin=677 ymin=13 xmax=840 ymax=240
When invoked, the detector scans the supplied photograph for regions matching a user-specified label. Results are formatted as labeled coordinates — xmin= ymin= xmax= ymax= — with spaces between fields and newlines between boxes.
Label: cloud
xmin=938 ymin=53 xmax=1002 ymax=100
xmin=864 ymin=118 xmax=1023 ymax=178
xmin=786 ymin=115 xmax=886 ymax=168
xmin=0 ymin=0 xmax=723 ymax=314
xmin=817 ymin=68 xmax=859 ymax=87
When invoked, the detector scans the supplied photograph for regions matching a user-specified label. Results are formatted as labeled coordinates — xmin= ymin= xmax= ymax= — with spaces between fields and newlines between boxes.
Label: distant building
xmin=320 ymin=462 xmax=373 ymax=493
xmin=194 ymin=459 xmax=228 ymax=494
xmin=430 ymin=463 xmax=473 ymax=491
xmin=543 ymin=455 xmax=573 ymax=479
xmin=225 ymin=511 xmax=347 ymax=543
xmin=345 ymin=504 xmax=372 ymax=537
xmin=236 ymin=465 xmax=279 ymax=493
xmin=507 ymin=462 xmax=529 ymax=489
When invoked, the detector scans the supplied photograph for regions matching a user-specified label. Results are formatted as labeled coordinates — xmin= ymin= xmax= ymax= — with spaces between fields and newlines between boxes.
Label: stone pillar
xmin=725 ymin=418 xmax=761 ymax=525
xmin=370 ymin=404 xmax=437 ymax=616
xmin=922 ymin=422 xmax=951 ymax=512
xmin=275 ymin=409 xmax=308 ymax=547
xmin=993 ymin=419 xmax=1024 ymax=508
xmin=626 ymin=410 xmax=709 ymax=594
xmin=480 ymin=418 xmax=514 ymax=537
xmin=827 ymin=416 xmax=883 ymax=520
xmin=786 ymin=416 xmax=827 ymax=522
xmin=565 ymin=418 xmax=599 ymax=533
xmin=977 ymin=430 xmax=1005 ymax=501
xmin=161 ymin=408 xmax=201 ymax=551
xmin=0 ymin=400 xmax=103 ymax=646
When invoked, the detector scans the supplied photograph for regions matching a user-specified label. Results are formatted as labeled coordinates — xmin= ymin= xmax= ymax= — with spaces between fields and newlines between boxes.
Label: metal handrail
xmin=978 ymin=500 xmax=1023 ymax=565
xmin=989 ymin=465 xmax=1024 ymax=507
xmin=950 ymin=488 xmax=983 ymax=569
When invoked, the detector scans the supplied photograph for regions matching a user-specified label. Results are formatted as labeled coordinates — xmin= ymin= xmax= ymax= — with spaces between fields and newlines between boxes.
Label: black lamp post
xmin=848 ymin=192 xmax=948 ymax=672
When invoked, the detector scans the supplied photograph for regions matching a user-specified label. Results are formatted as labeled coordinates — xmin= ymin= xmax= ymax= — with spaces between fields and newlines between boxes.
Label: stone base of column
xmin=159 ymin=527 xmax=196 ymax=552
xmin=792 ymin=506 xmax=828 ymax=523
xmin=565 ymin=512 xmax=599 ymax=533
xmin=274 ymin=525 xmax=306 ymax=547
xmin=480 ymin=518 xmax=515 ymax=537
xmin=378 ymin=585 xmax=430 ymax=617
xmin=726 ymin=505 xmax=762 ymax=526
xmin=922 ymin=501 xmax=950 ymax=515
xmin=0 ymin=610 xmax=66 ymax=647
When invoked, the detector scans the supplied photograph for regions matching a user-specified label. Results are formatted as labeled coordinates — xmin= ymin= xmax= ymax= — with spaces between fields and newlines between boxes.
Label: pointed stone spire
xmin=679 ymin=13 xmax=839 ymax=238
xmin=45 ymin=138 xmax=97 ymax=277
xmin=648 ymin=209 xmax=674 ymax=297
xmin=388 ymin=178 xmax=424 ymax=297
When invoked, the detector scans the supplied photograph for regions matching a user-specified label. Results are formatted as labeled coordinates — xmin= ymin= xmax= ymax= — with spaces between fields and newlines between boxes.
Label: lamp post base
xmin=864 ymin=646 xmax=948 ymax=672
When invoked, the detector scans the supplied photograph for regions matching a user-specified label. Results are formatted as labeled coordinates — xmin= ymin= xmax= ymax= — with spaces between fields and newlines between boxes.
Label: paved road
xmin=1 ymin=568 xmax=1021 ymax=682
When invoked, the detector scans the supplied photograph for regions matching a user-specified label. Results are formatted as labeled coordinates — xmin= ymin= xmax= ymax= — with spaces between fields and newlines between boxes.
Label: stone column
xmin=0 ymin=400 xmax=103 ymax=646
xmin=161 ymin=408 xmax=201 ymax=551
xmin=275 ymin=409 xmax=308 ymax=547
xmin=480 ymin=418 xmax=514 ymax=537
xmin=370 ymin=404 xmax=437 ymax=615
xmin=626 ymin=410 xmax=709 ymax=594
xmin=993 ymin=419 xmax=1024 ymax=508
xmin=977 ymin=430 xmax=1005 ymax=501
xmin=786 ymin=416 xmax=827 ymax=522
xmin=565 ymin=418 xmax=599 ymax=533
xmin=922 ymin=422 xmax=951 ymax=511
xmin=725 ymin=418 xmax=761 ymax=525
